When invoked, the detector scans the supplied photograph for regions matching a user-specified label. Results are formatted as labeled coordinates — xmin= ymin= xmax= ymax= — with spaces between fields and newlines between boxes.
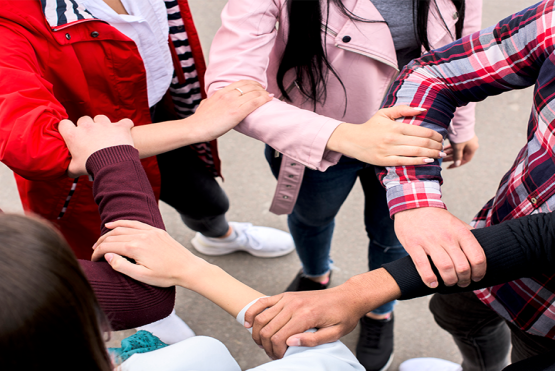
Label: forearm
xmin=79 ymin=260 xmax=174 ymax=330
xmin=132 ymin=117 xmax=204 ymax=159
xmin=83 ymin=145 xmax=174 ymax=328
xmin=337 ymin=268 xmax=402 ymax=317
xmin=233 ymin=99 xmax=343 ymax=171
xmin=384 ymin=212 xmax=555 ymax=300
xmin=379 ymin=4 xmax=547 ymax=204
xmin=86 ymin=145 xmax=164 ymax=233
xmin=179 ymin=262 xmax=264 ymax=318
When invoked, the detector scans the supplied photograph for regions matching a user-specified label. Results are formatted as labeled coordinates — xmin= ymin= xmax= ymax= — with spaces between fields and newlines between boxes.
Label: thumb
xmin=286 ymin=327 xmax=342 ymax=348
xmin=105 ymin=253 xmax=132 ymax=273
xmin=105 ymin=252 xmax=150 ymax=282
xmin=379 ymin=105 xmax=427 ymax=120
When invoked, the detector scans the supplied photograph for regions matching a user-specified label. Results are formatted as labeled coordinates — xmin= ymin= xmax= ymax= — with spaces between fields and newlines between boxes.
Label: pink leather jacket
xmin=205 ymin=0 xmax=483 ymax=214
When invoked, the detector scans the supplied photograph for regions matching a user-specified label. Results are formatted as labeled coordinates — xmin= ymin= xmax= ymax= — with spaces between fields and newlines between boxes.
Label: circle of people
xmin=1 ymin=0 xmax=554 ymax=370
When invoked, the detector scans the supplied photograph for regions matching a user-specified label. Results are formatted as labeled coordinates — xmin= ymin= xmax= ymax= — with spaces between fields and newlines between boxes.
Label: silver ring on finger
xmin=235 ymin=87 xmax=244 ymax=96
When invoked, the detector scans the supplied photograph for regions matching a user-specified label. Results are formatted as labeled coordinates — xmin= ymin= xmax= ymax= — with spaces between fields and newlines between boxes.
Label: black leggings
xmin=156 ymin=145 xmax=230 ymax=238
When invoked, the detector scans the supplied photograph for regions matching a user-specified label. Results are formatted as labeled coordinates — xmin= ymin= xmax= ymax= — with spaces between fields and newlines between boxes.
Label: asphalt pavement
xmin=0 ymin=0 xmax=540 ymax=369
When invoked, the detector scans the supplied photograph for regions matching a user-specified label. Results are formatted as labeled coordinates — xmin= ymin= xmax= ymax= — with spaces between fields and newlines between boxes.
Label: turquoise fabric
xmin=108 ymin=330 xmax=168 ymax=363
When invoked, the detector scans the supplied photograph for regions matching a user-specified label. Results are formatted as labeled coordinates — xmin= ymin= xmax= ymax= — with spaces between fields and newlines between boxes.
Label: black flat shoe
xmin=356 ymin=313 xmax=394 ymax=371
xmin=285 ymin=269 xmax=332 ymax=292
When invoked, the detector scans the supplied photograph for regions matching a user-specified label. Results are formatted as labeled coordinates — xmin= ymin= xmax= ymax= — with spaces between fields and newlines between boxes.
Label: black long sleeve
xmin=383 ymin=212 xmax=555 ymax=300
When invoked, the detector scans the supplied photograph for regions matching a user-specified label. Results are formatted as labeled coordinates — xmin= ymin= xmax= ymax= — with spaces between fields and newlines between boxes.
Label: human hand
xmin=188 ymin=80 xmax=273 ymax=142
xmin=394 ymin=207 xmax=486 ymax=288
xmin=326 ymin=106 xmax=444 ymax=166
xmin=444 ymin=135 xmax=479 ymax=169
xmin=91 ymin=220 xmax=210 ymax=288
xmin=244 ymin=287 xmax=364 ymax=359
xmin=59 ymin=115 xmax=134 ymax=178
xmin=243 ymin=269 xmax=401 ymax=359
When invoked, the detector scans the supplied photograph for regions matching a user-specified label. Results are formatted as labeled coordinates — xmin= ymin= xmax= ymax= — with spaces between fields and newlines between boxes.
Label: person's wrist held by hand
xmin=326 ymin=122 xmax=352 ymax=155
xmin=342 ymin=268 xmax=402 ymax=316
xmin=393 ymin=207 xmax=486 ymax=288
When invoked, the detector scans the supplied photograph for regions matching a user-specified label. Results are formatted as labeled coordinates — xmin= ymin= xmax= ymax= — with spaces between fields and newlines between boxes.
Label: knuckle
xmin=254 ymin=315 xmax=267 ymax=327
xmin=259 ymin=327 xmax=273 ymax=339
xmin=456 ymin=265 xmax=471 ymax=276
xmin=383 ymin=134 xmax=394 ymax=143
xmin=437 ymin=261 xmax=454 ymax=271
xmin=271 ymin=333 xmax=283 ymax=346
xmin=474 ymin=255 xmax=486 ymax=265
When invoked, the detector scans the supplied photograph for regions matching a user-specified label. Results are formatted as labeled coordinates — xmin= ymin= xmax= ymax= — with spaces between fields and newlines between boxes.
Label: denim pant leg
xmin=265 ymin=146 xmax=363 ymax=277
xmin=359 ymin=166 xmax=406 ymax=315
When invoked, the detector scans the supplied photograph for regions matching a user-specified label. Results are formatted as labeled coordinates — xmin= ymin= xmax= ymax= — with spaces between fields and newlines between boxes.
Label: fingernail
xmin=288 ymin=338 xmax=301 ymax=347
xmin=269 ymin=93 xmax=275 ymax=98
xmin=455 ymin=160 xmax=461 ymax=167
xmin=439 ymin=152 xmax=446 ymax=158
xmin=258 ymin=345 xmax=264 ymax=349
xmin=430 ymin=281 xmax=438 ymax=288
xmin=423 ymin=158 xmax=435 ymax=163
xmin=244 ymin=321 xmax=251 ymax=328
xmin=92 ymin=242 xmax=97 ymax=250
xmin=105 ymin=253 xmax=113 ymax=263
xmin=412 ymin=107 xmax=427 ymax=111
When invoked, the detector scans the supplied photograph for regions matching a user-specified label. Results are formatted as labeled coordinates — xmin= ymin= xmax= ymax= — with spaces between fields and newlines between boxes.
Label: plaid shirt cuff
xmin=386 ymin=181 xmax=446 ymax=217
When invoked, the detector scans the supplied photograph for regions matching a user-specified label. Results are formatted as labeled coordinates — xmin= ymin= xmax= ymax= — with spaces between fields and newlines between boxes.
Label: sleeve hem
xmin=86 ymin=145 xmax=139 ymax=177
xmin=386 ymin=181 xmax=446 ymax=217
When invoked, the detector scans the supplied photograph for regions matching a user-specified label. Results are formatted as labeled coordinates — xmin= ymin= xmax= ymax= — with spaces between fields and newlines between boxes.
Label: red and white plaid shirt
xmin=379 ymin=0 xmax=555 ymax=338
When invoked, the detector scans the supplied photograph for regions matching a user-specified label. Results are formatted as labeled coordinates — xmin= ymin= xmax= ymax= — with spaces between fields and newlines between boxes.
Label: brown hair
xmin=0 ymin=214 xmax=112 ymax=370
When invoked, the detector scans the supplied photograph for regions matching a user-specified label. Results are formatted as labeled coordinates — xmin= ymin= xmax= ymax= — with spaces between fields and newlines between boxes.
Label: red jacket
xmin=0 ymin=0 xmax=215 ymax=259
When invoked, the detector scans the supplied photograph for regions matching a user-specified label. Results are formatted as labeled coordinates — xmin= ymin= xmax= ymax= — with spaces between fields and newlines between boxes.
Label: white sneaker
xmin=191 ymin=221 xmax=295 ymax=258
xmin=399 ymin=358 xmax=462 ymax=371
xmin=136 ymin=309 xmax=195 ymax=345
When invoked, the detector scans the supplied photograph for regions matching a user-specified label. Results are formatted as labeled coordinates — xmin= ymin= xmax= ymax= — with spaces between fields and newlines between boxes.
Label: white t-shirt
xmin=80 ymin=0 xmax=174 ymax=107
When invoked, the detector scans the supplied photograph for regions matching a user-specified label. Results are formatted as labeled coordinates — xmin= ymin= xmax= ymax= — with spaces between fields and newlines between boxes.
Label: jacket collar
xmin=41 ymin=0 xmax=95 ymax=29
xmin=324 ymin=0 xmax=458 ymax=69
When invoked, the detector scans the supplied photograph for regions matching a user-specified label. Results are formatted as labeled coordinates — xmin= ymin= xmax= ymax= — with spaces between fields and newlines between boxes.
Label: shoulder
xmin=0 ymin=0 xmax=46 ymax=28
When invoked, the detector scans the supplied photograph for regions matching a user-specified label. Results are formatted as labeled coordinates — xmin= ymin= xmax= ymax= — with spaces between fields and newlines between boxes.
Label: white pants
xmin=120 ymin=299 xmax=364 ymax=371
xmin=121 ymin=335 xmax=363 ymax=371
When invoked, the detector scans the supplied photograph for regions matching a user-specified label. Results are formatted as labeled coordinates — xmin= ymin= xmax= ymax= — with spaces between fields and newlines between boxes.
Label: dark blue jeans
xmin=265 ymin=145 xmax=406 ymax=314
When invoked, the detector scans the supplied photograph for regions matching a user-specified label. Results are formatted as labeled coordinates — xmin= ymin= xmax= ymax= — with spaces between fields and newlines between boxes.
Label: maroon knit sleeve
xmin=78 ymin=145 xmax=174 ymax=330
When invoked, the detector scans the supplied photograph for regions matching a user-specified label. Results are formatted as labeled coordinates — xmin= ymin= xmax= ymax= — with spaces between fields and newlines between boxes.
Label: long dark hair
xmin=277 ymin=0 xmax=466 ymax=110
xmin=0 ymin=214 xmax=112 ymax=371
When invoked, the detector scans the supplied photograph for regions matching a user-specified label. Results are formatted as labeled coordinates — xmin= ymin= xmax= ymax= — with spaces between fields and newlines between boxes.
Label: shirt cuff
xmin=308 ymin=118 xmax=343 ymax=171
xmin=236 ymin=297 xmax=267 ymax=334
xmin=86 ymin=145 xmax=139 ymax=177
xmin=386 ymin=181 xmax=446 ymax=217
